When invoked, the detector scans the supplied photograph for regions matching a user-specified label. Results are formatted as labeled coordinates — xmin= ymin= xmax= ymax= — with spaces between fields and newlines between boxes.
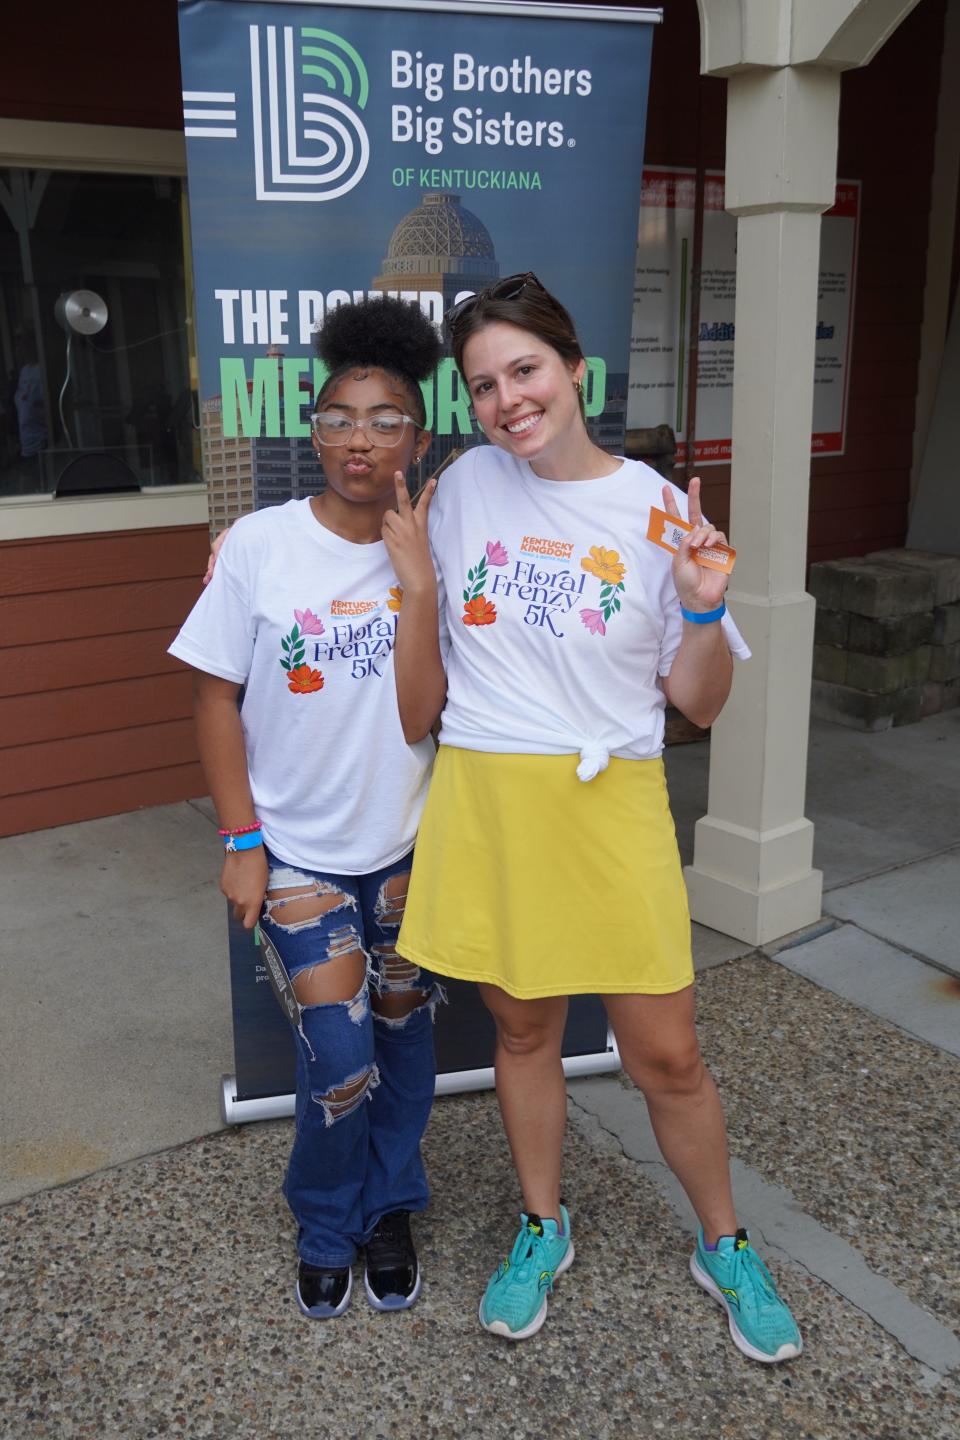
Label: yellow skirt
xmin=398 ymin=746 xmax=693 ymax=1000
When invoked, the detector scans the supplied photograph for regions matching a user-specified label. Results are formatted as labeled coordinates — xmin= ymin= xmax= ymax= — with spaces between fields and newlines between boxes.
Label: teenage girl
xmin=171 ymin=297 xmax=444 ymax=1320
xmin=382 ymin=273 xmax=802 ymax=1364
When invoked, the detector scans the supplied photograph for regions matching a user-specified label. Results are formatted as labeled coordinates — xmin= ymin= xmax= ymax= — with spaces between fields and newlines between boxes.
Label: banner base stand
xmin=220 ymin=1033 xmax=621 ymax=1126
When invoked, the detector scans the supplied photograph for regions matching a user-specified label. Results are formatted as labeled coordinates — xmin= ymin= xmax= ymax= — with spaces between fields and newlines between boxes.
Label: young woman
xmin=170 ymin=297 xmax=444 ymax=1320
xmin=382 ymin=273 xmax=802 ymax=1364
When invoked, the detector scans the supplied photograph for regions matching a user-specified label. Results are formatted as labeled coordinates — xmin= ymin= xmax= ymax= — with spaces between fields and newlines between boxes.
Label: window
xmin=0 ymin=169 xmax=197 ymax=497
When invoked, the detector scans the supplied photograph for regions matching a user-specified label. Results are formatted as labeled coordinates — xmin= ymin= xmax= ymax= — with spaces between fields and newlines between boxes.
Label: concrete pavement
xmin=1 ymin=711 xmax=958 ymax=1437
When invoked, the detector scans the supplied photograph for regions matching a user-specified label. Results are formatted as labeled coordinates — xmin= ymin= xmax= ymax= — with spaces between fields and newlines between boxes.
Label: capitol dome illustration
xmin=380 ymin=192 xmax=498 ymax=280
xmin=373 ymin=192 xmax=500 ymax=305
xmin=371 ymin=193 xmax=502 ymax=473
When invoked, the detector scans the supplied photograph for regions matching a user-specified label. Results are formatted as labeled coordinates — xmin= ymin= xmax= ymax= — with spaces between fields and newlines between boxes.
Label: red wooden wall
xmin=0 ymin=527 xmax=209 ymax=836
xmin=825 ymin=1 xmax=945 ymax=562
xmin=3 ymin=4 xmax=183 ymax=130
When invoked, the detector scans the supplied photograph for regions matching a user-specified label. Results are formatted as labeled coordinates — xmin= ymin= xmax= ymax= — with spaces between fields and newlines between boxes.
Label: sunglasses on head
xmin=444 ymin=271 xmax=545 ymax=330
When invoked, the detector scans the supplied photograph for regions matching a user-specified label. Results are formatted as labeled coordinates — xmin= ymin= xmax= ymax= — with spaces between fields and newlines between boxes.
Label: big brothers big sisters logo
xmin=183 ymin=24 xmax=370 ymax=202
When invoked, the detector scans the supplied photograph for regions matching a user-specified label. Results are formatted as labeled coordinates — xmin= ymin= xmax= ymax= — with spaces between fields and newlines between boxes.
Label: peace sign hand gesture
xmin=662 ymin=476 xmax=729 ymax=613
xmin=381 ymin=470 xmax=438 ymax=596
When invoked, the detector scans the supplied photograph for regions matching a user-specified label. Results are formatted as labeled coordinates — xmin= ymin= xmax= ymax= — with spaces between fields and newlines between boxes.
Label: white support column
xmin=687 ymin=0 xmax=927 ymax=944
xmin=684 ymin=65 xmax=840 ymax=944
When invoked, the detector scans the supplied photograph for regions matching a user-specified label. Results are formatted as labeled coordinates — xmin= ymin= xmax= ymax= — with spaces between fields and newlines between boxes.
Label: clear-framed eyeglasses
xmin=310 ymin=412 xmax=419 ymax=447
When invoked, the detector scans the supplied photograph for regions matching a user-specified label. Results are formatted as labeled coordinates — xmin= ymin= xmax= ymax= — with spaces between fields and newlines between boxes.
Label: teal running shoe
xmin=479 ymin=1207 xmax=574 ymax=1340
xmin=690 ymin=1227 xmax=802 ymax=1363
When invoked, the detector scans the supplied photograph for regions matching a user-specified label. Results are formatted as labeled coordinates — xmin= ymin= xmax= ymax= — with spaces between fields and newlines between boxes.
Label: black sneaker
xmin=296 ymin=1260 xmax=352 ymax=1319
xmin=364 ymin=1211 xmax=421 ymax=1311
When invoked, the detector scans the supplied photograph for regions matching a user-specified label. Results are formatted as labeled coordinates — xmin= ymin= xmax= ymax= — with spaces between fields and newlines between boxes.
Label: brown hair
xmin=448 ymin=275 xmax=585 ymax=384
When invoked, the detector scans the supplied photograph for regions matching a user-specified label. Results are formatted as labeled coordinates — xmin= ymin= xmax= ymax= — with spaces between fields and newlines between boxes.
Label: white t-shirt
xmin=429 ymin=450 xmax=749 ymax=779
xmin=169 ymin=499 xmax=434 ymax=873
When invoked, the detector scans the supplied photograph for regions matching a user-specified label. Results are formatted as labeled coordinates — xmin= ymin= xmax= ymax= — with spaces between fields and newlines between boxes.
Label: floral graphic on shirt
xmin=286 ymin=664 xmax=325 ymax=694
xmin=581 ymin=546 xmax=625 ymax=586
xmin=280 ymin=612 xmax=325 ymax=693
xmin=579 ymin=545 xmax=626 ymax=635
xmin=462 ymin=597 xmax=498 ymax=627
xmin=461 ymin=540 xmax=508 ymax=626
xmin=294 ymin=608 xmax=325 ymax=636
xmin=387 ymin=586 xmax=404 ymax=612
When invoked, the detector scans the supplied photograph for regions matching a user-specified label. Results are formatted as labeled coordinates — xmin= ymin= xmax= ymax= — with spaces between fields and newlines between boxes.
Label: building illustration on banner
xmin=374 ymin=192 xmax=498 ymax=318
xmin=199 ymin=186 xmax=630 ymax=525
xmin=202 ymin=348 xmax=316 ymax=528
xmin=372 ymin=191 xmax=499 ymax=477
xmin=201 ymin=190 xmax=501 ymax=523
xmin=201 ymin=391 xmax=253 ymax=533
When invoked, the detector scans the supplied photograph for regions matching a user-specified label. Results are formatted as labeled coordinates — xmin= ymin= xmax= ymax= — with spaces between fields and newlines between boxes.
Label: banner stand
xmin=221 ymin=1036 xmax=620 ymax=1125
xmin=223 ymin=910 xmax=621 ymax=1123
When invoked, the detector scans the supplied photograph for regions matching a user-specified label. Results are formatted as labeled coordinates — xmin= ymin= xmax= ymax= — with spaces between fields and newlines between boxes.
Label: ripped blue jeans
xmin=260 ymin=846 xmax=444 ymax=1269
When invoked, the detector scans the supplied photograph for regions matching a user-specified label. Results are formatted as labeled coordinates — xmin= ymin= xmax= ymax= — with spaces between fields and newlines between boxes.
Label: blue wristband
xmin=223 ymin=829 xmax=263 ymax=852
xmin=680 ymin=602 xmax=726 ymax=625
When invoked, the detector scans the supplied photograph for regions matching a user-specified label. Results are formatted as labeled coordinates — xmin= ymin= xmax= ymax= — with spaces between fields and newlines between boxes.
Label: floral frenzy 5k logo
xmin=462 ymin=540 xmax=508 ymax=626
xmin=580 ymin=545 xmax=626 ymax=636
xmin=280 ymin=609 xmax=325 ymax=693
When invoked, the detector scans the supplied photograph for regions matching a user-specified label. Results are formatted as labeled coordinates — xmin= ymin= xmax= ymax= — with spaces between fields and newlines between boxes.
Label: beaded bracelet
xmin=223 ymin=830 xmax=263 ymax=853
xmin=680 ymin=602 xmax=726 ymax=625
xmin=218 ymin=821 xmax=263 ymax=836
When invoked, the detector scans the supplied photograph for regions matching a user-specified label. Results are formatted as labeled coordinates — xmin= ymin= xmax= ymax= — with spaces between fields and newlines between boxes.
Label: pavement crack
xmin=816 ymin=916 xmax=959 ymax=980
xmin=566 ymin=1089 xmax=664 ymax=1173
xmin=821 ymin=839 xmax=960 ymax=895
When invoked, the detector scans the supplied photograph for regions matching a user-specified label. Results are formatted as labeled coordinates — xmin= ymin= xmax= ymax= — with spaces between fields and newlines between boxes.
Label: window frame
xmin=0 ymin=120 xmax=207 ymax=537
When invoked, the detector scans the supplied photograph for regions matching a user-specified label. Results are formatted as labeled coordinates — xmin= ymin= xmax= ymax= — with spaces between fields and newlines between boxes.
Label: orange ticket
xmin=645 ymin=507 xmax=737 ymax=575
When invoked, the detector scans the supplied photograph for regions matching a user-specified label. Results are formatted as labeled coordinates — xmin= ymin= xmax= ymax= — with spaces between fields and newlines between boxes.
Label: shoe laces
xmin=505 ymin=1214 xmax=555 ymax=1287
xmin=729 ymin=1230 xmax=778 ymax=1303
xmin=368 ymin=1211 xmax=412 ymax=1266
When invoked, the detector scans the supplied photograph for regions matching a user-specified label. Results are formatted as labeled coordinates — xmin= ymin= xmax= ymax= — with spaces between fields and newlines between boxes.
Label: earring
xmin=574 ymin=379 xmax=583 ymax=395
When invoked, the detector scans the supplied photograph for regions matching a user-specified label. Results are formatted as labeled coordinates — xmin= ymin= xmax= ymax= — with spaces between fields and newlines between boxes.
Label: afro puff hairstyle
xmin=314 ymin=295 xmax=441 ymax=426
